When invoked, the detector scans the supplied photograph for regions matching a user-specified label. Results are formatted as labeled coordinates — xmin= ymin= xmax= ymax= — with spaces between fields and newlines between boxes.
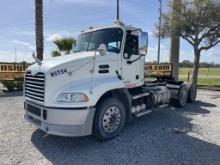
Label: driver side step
xmin=132 ymin=92 xmax=150 ymax=100
xmin=135 ymin=110 xmax=152 ymax=118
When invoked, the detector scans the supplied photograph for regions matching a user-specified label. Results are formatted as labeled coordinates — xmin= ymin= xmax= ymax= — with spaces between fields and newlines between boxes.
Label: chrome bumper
xmin=24 ymin=101 xmax=95 ymax=137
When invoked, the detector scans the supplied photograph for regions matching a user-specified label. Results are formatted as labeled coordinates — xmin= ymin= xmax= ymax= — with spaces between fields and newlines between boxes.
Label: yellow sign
xmin=0 ymin=63 xmax=30 ymax=80
xmin=145 ymin=64 xmax=172 ymax=77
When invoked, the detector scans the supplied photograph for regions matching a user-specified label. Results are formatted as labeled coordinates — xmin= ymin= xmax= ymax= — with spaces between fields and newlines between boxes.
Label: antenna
xmin=117 ymin=0 xmax=119 ymax=20
xmin=114 ymin=0 xmax=124 ymax=25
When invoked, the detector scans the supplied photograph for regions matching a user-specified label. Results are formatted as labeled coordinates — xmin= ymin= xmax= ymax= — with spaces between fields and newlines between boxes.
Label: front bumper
xmin=24 ymin=101 xmax=95 ymax=137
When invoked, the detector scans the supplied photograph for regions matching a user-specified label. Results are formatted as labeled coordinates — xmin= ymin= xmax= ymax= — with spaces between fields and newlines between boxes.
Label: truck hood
xmin=27 ymin=51 xmax=95 ymax=74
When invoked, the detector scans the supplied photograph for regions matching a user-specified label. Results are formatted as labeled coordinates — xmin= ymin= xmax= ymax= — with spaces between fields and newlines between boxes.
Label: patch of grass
xmin=179 ymin=67 xmax=220 ymax=86
xmin=179 ymin=67 xmax=220 ymax=76
xmin=179 ymin=77 xmax=220 ymax=86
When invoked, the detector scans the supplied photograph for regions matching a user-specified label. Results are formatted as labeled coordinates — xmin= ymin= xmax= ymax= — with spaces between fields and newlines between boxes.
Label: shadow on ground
xmin=0 ymin=91 xmax=23 ymax=98
xmin=31 ymin=101 xmax=220 ymax=165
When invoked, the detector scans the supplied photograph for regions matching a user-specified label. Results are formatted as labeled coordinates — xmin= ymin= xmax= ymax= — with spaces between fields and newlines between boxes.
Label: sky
xmin=0 ymin=0 xmax=219 ymax=63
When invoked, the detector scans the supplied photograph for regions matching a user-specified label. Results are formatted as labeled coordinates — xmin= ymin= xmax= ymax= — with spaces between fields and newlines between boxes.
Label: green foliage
xmin=158 ymin=0 xmax=220 ymax=85
xmin=179 ymin=61 xmax=220 ymax=68
xmin=15 ymin=81 xmax=24 ymax=91
xmin=1 ymin=80 xmax=24 ymax=91
xmin=2 ymin=80 xmax=16 ymax=91
xmin=53 ymin=37 xmax=76 ymax=55
xmin=51 ymin=50 xmax=61 ymax=57
xmin=160 ymin=0 xmax=220 ymax=51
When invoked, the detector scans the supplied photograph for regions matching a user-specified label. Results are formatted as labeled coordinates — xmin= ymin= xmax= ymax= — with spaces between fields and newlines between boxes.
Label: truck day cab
xmin=24 ymin=21 xmax=197 ymax=141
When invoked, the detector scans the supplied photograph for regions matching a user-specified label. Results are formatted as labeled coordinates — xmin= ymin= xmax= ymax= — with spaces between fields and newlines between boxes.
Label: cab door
xmin=121 ymin=33 xmax=144 ymax=88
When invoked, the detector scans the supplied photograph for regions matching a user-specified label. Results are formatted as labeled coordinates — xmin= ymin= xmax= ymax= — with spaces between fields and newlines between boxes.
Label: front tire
xmin=92 ymin=98 xmax=126 ymax=141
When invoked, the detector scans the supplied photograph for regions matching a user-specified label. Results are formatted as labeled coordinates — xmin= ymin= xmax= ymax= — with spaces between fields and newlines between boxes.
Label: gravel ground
xmin=0 ymin=89 xmax=220 ymax=165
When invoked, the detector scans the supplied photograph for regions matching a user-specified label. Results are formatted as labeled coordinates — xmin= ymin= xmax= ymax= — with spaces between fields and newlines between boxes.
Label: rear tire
xmin=172 ymin=85 xmax=188 ymax=107
xmin=188 ymin=83 xmax=197 ymax=103
xmin=92 ymin=97 xmax=126 ymax=141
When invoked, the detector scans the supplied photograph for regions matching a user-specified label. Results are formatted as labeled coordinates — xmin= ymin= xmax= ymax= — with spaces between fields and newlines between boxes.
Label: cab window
xmin=75 ymin=28 xmax=123 ymax=54
xmin=124 ymin=34 xmax=139 ymax=57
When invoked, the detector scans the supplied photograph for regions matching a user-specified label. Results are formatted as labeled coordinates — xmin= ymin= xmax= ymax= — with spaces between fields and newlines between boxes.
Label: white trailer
xmin=24 ymin=22 xmax=197 ymax=141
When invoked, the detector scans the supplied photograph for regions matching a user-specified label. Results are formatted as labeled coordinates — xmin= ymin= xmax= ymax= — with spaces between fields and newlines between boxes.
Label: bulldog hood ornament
xmin=32 ymin=52 xmax=42 ymax=65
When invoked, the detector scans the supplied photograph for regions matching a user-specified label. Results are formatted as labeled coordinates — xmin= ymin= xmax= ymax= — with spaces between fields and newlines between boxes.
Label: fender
xmin=50 ymin=75 xmax=126 ymax=108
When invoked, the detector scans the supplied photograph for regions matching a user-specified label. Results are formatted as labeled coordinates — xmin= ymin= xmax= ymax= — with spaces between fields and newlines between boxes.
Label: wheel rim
xmin=102 ymin=106 xmax=121 ymax=133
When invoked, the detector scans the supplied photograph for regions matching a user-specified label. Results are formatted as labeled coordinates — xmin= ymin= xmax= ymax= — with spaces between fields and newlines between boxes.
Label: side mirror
xmin=139 ymin=32 xmax=148 ymax=56
xmin=72 ymin=43 xmax=76 ymax=51
xmin=97 ymin=44 xmax=107 ymax=56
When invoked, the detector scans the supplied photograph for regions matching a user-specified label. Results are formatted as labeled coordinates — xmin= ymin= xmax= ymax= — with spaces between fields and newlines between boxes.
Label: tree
xmin=159 ymin=0 xmax=220 ymax=84
xmin=35 ymin=0 xmax=44 ymax=61
xmin=182 ymin=60 xmax=192 ymax=67
xmin=51 ymin=50 xmax=61 ymax=57
xmin=53 ymin=37 xmax=76 ymax=55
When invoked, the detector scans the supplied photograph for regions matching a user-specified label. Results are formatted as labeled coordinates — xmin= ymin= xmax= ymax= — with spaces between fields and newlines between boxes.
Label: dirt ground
xmin=0 ymin=89 xmax=220 ymax=165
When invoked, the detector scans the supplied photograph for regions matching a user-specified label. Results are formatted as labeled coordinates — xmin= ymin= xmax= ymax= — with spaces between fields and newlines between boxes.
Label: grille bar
xmin=26 ymin=77 xmax=45 ymax=81
xmin=25 ymin=71 xmax=45 ymax=103
xmin=25 ymin=87 xmax=44 ymax=93
xmin=25 ymin=90 xmax=44 ymax=97
xmin=25 ymin=93 xmax=44 ymax=102
xmin=25 ymin=80 xmax=44 ymax=85
xmin=25 ymin=84 xmax=44 ymax=90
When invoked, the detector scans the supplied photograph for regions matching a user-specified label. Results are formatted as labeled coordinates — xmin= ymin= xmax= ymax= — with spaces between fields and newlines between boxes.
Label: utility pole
xmin=157 ymin=0 xmax=162 ymax=65
xmin=169 ymin=0 xmax=182 ymax=81
xmin=14 ymin=48 xmax=17 ymax=63
xmin=35 ymin=0 xmax=44 ymax=61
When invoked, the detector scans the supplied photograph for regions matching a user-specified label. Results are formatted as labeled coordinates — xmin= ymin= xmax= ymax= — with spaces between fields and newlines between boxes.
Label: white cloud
xmin=12 ymin=40 xmax=35 ymax=50
xmin=200 ymin=46 xmax=220 ymax=63
xmin=18 ymin=31 xmax=35 ymax=37
xmin=45 ymin=31 xmax=79 ymax=42
xmin=50 ymin=0 xmax=106 ymax=5
xmin=46 ymin=34 xmax=62 ymax=42
xmin=147 ymin=43 xmax=170 ymax=62
xmin=0 ymin=50 xmax=34 ymax=63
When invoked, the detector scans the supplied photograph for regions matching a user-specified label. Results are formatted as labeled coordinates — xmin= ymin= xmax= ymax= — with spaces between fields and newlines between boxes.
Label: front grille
xmin=25 ymin=71 xmax=45 ymax=103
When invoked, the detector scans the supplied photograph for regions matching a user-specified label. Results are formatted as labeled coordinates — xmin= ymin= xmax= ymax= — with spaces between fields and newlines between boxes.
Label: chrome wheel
xmin=102 ymin=106 xmax=121 ymax=133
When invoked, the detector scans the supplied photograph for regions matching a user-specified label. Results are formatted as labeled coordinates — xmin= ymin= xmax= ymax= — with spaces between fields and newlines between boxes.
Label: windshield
xmin=75 ymin=28 xmax=123 ymax=54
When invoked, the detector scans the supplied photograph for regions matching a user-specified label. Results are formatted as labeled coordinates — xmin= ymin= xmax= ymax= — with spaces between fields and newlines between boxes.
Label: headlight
xmin=57 ymin=93 xmax=89 ymax=102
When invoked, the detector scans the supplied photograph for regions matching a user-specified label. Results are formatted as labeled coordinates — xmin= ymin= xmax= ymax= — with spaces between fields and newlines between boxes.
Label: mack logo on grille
xmin=51 ymin=69 xmax=67 ymax=77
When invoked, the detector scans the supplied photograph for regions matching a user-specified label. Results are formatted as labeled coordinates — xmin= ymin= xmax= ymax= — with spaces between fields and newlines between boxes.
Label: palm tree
xmin=35 ymin=0 xmax=44 ymax=61
xmin=51 ymin=50 xmax=61 ymax=57
xmin=53 ymin=37 xmax=76 ymax=55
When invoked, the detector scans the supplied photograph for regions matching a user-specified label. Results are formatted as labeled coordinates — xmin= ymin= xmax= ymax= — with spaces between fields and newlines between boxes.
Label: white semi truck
xmin=24 ymin=21 xmax=197 ymax=141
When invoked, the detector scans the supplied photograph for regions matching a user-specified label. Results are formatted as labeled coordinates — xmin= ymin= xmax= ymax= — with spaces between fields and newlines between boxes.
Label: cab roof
xmin=81 ymin=21 xmax=141 ymax=35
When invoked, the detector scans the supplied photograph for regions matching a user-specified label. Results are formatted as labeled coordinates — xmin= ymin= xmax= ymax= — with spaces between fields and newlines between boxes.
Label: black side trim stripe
xmin=99 ymin=65 xmax=109 ymax=69
xmin=99 ymin=70 xmax=109 ymax=73
xmin=26 ymin=101 xmax=95 ymax=110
